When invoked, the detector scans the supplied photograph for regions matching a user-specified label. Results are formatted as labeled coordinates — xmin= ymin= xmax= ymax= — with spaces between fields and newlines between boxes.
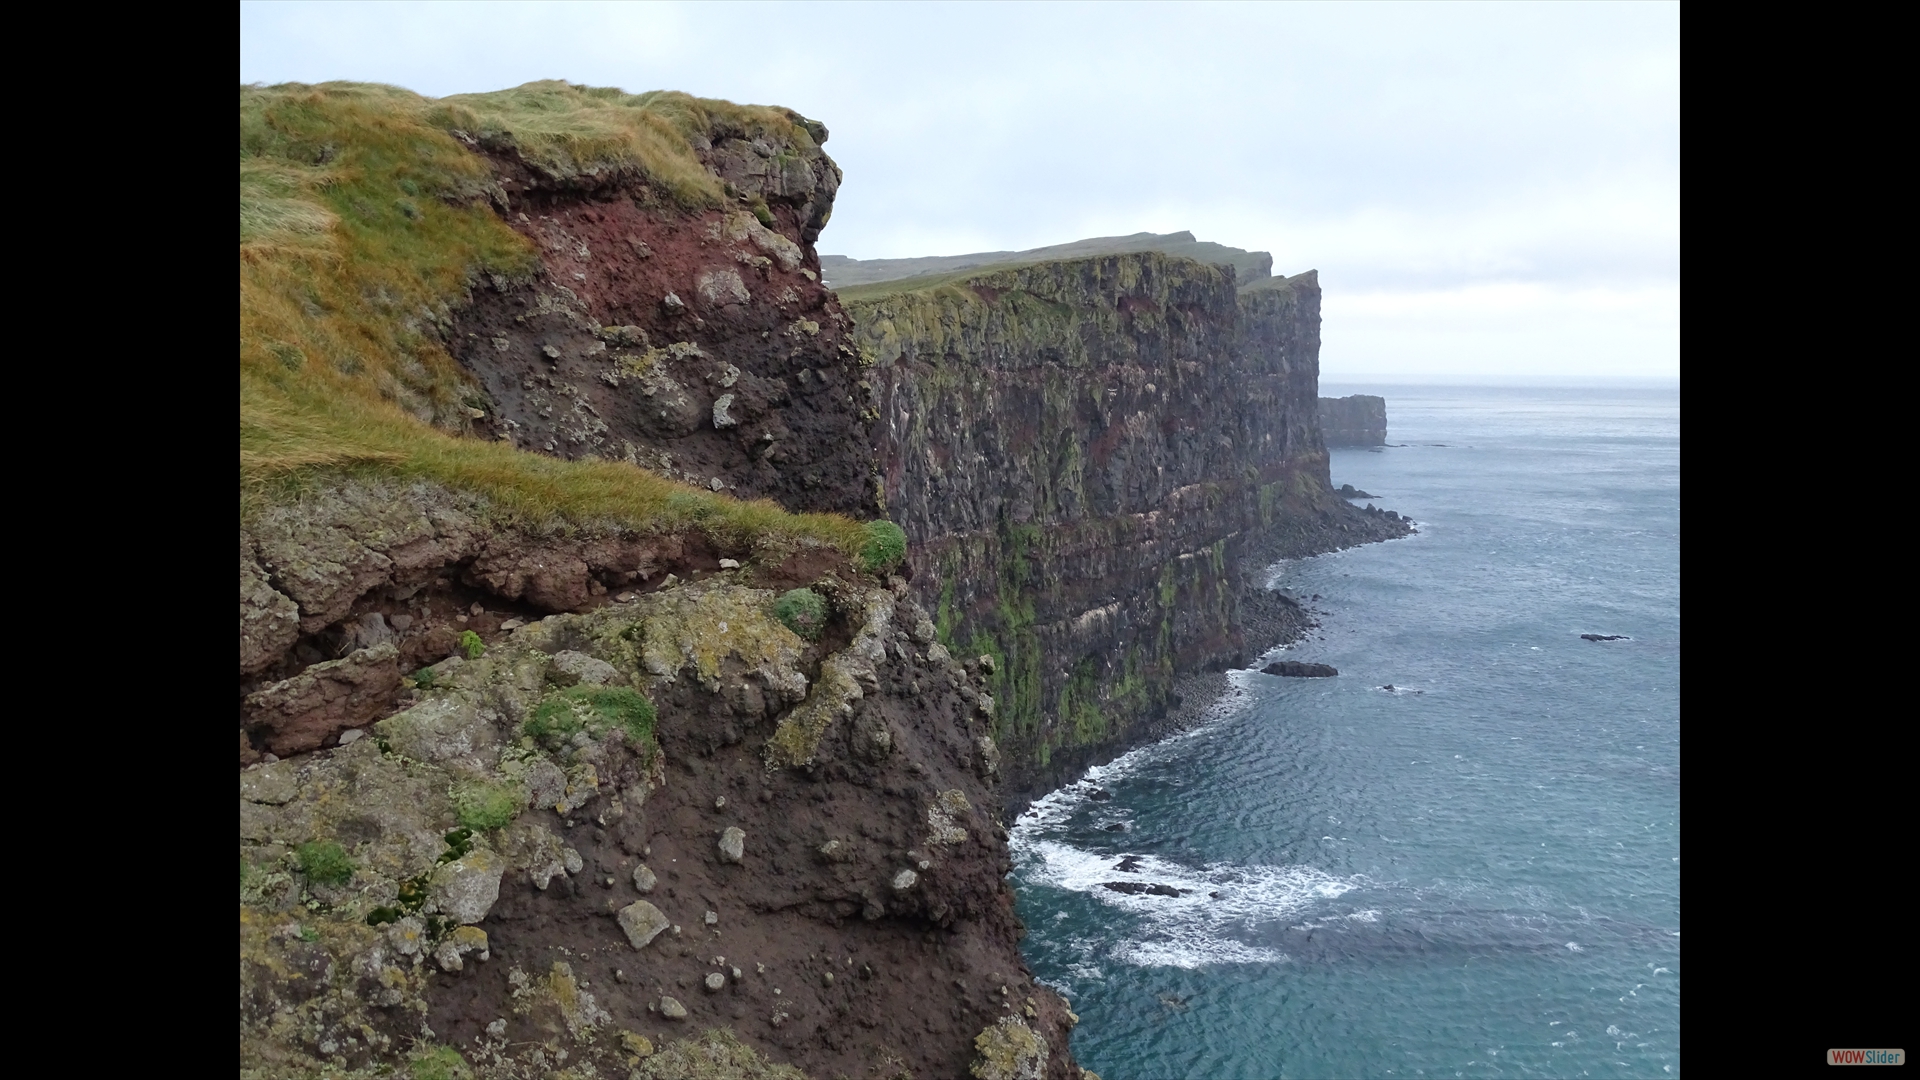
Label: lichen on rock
xmin=971 ymin=1016 xmax=1049 ymax=1080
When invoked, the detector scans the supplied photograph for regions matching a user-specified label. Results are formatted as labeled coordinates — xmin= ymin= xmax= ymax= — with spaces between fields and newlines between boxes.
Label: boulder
xmin=428 ymin=848 xmax=505 ymax=924
xmin=617 ymin=901 xmax=671 ymax=950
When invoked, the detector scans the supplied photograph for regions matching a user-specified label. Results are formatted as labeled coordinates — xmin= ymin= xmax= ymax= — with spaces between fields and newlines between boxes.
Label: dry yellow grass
xmin=239 ymin=80 xmax=862 ymax=553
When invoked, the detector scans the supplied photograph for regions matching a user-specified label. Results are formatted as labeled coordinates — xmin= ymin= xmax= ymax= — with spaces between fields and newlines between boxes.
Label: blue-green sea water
xmin=1011 ymin=384 xmax=1680 ymax=1079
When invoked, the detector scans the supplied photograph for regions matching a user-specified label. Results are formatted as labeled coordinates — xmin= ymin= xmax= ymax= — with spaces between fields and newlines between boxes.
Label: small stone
xmin=659 ymin=996 xmax=688 ymax=1019
xmin=714 ymin=795 xmax=727 ymax=810
xmin=662 ymin=292 xmax=686 ymax=313
xmin=563 ymin=848 xmax=584 ymax=875
xmin=712 ymin=393 xmax=738 ymax=429
xmin=617 ymin=901 xmax=671 ymax=950
xmin=704 ymin=972 xmax=726 ymax=993
xmin=390 ymin=614 xmax=413 ymax=631
xmin=337 ymin=728 xmax=365 ymax=746
xmin=718 ymin=826 xmax=746 ymax=864
xmin=632 ymin=865 xmax=658 ymax=893
xmin=620 ymin=1031 xmax=654 ymax=1057
xmin=469 ymin=602 xmax=485 ymax=616
xmin=703 ymin=910 xmax=718 ymax=926
xmin=542 ymin=344 xmax=561 ymax=360
xmin=718 ymin=558 xmax=740 ymax=570
xmin=499 ymin=618 xmax=525 ymax=631
xmin=709 ymin=476 xmax=726 ymax=492
xmin=615 ymin=969 xmax=628 ymax=983
xmin=731 ymin=965 xmax=743 ymax=981
xmin=485 ymin=1019 xmax=507 ymax=1038
xmin=822 ymin=971 xmax=834 ymax=987
xmin=977 ymin=654 xmax=997 ymax=675
xmin=891 ymin=868 xmax=919 ymax=892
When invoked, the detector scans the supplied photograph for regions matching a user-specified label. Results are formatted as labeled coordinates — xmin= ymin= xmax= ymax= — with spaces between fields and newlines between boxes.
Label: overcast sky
xmin=241 ymin=1 xmax=1678 ymax=381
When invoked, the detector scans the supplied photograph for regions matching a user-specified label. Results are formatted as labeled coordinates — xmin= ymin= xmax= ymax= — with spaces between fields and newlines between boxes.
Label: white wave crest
xmin=1013 ymin=839 xmax=1363 ymax=969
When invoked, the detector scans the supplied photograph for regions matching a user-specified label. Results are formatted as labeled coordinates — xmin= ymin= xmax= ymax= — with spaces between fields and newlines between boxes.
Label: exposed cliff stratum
xmin=239 ymin=78 xmax=1408 ymax=1080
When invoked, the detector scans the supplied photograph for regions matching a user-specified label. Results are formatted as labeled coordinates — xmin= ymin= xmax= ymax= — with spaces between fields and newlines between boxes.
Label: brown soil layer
xmin=423 ymin=650 xmax=1078 ymax=1080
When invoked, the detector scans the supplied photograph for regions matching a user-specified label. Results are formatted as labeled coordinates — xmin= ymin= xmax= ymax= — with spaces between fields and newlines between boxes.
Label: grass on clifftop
xmin=240 ymin=80 xmax=862 ymax=552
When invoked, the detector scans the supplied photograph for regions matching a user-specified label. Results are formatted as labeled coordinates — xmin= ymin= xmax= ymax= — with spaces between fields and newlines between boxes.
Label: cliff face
xmin=443 ymin=118 xmax=876 ymax=516
xmin=239 ymin=85 xmax=1080 ymax=1080
xmin=847 ymin=262 xmax=1410 ymax=809
xmin=1319 ymin=394 xmax=1388 ymax=447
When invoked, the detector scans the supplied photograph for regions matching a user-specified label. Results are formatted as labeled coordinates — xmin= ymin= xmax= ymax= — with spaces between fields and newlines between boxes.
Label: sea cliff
xmin=238 ymin=80 xmax=1406 ymax=1080
xmin=1319 ymin=393 xmax=1388 ymax=446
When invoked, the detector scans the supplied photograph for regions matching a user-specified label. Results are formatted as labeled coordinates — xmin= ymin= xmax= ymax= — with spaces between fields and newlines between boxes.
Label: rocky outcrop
xmin=240 ymin=519 xmax=1081 ymax=1079
xmin=1320 ymin=394 xmax=1387 ymax=446
xmin=441 ymin=123 xmax=875 ymax=515
xmin=848 ymin=259 xmax=1411 ymax=809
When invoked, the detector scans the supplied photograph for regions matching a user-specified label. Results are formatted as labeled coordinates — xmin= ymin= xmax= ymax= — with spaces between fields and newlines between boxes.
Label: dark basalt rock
xmin=1114 ymin=855 xmax=1144 ymax=873
xmin=1101 ymin=881 xmax=1187 ymax=897
xmin=1580 ymin=634 xmax=1629 ymax=642
xmin=1087 ymin=788 xmax=1113 ymax=801
xmin=1262 ymin=660 xmax=1338 ymax=678
xmin=1335 ymin=483 xmax=1377 ymax=499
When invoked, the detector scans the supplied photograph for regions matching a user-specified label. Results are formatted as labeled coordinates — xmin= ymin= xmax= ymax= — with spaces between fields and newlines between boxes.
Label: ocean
xmin=1010 ymin=383 xmax=1681 ymax=1079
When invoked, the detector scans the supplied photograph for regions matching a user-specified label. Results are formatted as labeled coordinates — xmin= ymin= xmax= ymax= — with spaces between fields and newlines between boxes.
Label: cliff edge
xmin=241 ymin=81 xmax=1081 ymax=1080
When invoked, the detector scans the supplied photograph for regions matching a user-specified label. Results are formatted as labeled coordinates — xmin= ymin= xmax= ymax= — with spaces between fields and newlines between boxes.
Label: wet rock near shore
xmin=1262 ymin=660 xmax=1338 ymax=678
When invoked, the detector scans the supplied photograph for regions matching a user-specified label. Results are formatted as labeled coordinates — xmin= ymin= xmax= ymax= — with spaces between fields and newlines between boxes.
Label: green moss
xmin=858 ymin=519 xmax=907 ymax=574
xmin=407 ymin=1045 xmax=472 ymax=1080
xmin=452 ymin=780 xmax=523 ymax=831
xmin=458 ymin=630 xmax=484 ymax=659
xmin=295 ymin=840 xmax=354 ymax=886
xmin=527 ymin=685 xmax=657 ymax=748
xmin=771 ymin=588 xmax=828 ymax=641
xmin=636 ymin=1028 xmax=806 ymax=1080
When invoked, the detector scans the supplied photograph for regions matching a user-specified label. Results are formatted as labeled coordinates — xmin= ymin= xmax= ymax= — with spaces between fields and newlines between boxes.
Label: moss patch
xmin=295 ymin=840 xmax=354 ymax=886
xmin=526 ymin=685 xmax=657 ymax=748
xmin=772 ymin=588 xmax=828 ymax=641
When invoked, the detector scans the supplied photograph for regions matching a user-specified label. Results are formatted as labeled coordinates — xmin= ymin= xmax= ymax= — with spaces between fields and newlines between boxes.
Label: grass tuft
xmin=526 ymin=685 xmax=657 ymax=748
xmin=295 ymin=840 xmax=354 ymax=886
xmin=858 ymin=520 xmax=908 ymax=574
xmin=772 ymin=588 xmax=828 ymax=641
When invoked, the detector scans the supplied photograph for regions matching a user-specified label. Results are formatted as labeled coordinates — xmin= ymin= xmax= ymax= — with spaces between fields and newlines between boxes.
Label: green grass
xmin=452 ymin=780 xmax=524 ymax=831
xmin=526 ymin=686 xmax=657 ymax=748
xmin=772 ymin=588 xmax=828 ymax=641
xmin=239 ymin=80 xmax=868 ymax=559
xmin=407 ymin=1045 xmax=472 ymax=1080
xmin=857 ymin=520 xmax=907 ymax=574
xmin=458 ymin=630 xmax=484 ymax=659
xmin=295 ymin=840 xmax=354 ymax=886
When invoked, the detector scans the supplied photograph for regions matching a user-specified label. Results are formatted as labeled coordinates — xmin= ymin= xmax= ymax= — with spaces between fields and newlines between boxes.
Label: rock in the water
xmin=717 ymin=826 xmax=746 ymax=864
xmin=1580 ymin=634 xmax=1628 ymax=642
xmin=1262 ymin=660 xmax=1338 ymax=678
xmin=1087 ymin=788 xmax=1112 ymax=801
xmin=617 ymin=900 xmax=670 ymax=950
xmin=1113 ymin=855 xmax=1144 ymax=873
xmin=659 ymin=995 xmax=688 ymax=1019
xmin=1100 ymin=881 xmax=1186 ymax=897
xmin=631 ymin=864 xmax=658 ymax=893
